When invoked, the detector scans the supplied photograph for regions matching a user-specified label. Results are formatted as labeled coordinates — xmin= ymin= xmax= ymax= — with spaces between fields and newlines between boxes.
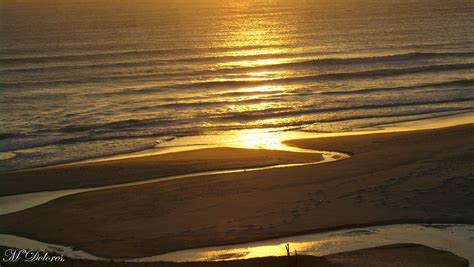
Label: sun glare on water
xmin=234 ymin=129 xmax=284 ymax=150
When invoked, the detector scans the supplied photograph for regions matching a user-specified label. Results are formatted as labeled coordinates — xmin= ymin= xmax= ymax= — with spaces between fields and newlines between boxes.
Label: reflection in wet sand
xmin=136 ymin=224 xmax=473 ymax=263
xmin=0 ymin=224 xmax=472 ymax=263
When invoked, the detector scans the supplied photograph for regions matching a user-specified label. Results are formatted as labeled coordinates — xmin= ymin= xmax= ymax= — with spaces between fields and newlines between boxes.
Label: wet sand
xmin=0 ymin=147 xmax=325 ymax=196
xmin=0 ymin=243 xmax=469 ymax=266
xmin=0 ymin=124 xmax=473 ymax=258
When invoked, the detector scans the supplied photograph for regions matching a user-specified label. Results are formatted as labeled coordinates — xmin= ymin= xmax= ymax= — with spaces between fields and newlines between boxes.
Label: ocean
xmin=0 ymin=0 xmax=473 ymax=171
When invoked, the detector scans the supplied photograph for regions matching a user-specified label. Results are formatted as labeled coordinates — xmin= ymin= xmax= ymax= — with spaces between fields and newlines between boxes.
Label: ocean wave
xmin=314 ymin=63 xmax=474 ymax=80
xmin=2 ymin=51 xmax=472 ymax=75
xmin=2 ymin=57 xmax=473 ymax=89
xmin=0 ymin=133 xmax=23 ymax=140
xmin=319 ymin=79 xmax=474 ymax=95
xmin=175 ymin=63 xmax=474 ymax=90
xmin=0 ymin=51 xmax=334 ymax=74
xmin=0 ymin=44 xmax=291 ymax=64
xmin=308 ymin=108 xmax=474 ymax=124
xmin=0 ymin=73 xmax=171 ymax=88
xmin=301 ymin=109 xmax=474 ymax=132
xmin=135 ymin=97 xmax=286 ymax=111
xmin=58 ymin=117 xmax=176 ymax=133
xmin=69 ymin=63 xmax=474 ymax=97
xmin=5 ymin=107 xmax=471 ymax=154
xmin=208 ymin=97 xmax=474 ymax=122
xmin=0 ymin=119 xmax=178 ymax=152
xmin=263 ymin=51 xmax=474 ymax=69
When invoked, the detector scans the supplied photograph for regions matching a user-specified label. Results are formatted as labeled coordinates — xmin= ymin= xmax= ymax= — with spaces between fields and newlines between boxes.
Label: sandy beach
xmin=2 ymin=1 xmax=473 ymax=266
xmin=0 ymin=124 xmax=473 ymax=259
xmin=0 ymin=148 xmax=325 ymax=196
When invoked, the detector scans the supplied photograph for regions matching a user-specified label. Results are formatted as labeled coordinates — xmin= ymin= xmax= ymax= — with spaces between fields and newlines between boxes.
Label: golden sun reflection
xmin=234 ymin=129 xmax=283 ymax=150
xmin=203 ymin=4 xmax=297 ymax=152
xmin=226 ymin=102 xmax=278 ymax=113
xmin=218 ymin=58 xmax=296 ymax=68
xmin=244 ymin=71 xmax=274 ymax=79
xmin=226 ymin=47 xmax=286 ymax=57
xmin=238 ymin=85 xmax=283 ymax=93
xmin=209 ymin=1 xmax=295 ymax=67
xmin=196 ymin=241 xmax=325 ymax=262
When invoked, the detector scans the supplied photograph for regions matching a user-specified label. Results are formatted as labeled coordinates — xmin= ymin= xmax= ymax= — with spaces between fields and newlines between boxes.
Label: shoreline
xmin=146 ymin=223 xmax=474 ymax=263
xmin=0 ymin=149 xmax=346 ymax=215
xmin=1 ymin=118 xmax=472 ymax=214
xmin=0 ymin=123 xmax=472 ymax=258
xmin=0 ymin=242 xmax=469 ymax=266
xmin=2 ymin=222 xmax=473 ymax=262
xmin=4 ymin=111 xmax=473 ymax=173
xmin=141 ymin=220 xmax=474 ymax=259
xmin=0 ymin=147 xmax=335 ymax=197
xmin=51 ymin=111 xmax=474 ymax=168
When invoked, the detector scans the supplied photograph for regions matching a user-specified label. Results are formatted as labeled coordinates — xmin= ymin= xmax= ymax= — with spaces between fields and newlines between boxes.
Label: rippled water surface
xmin=1 ymin=0 xmax=473 ymax=170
